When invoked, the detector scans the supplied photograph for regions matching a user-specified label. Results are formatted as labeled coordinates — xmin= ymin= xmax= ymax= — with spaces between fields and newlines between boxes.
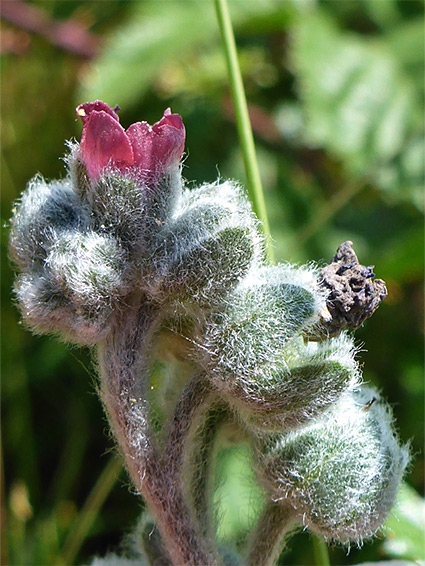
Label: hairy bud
xmin=257 ymin=387 xmax=409 ymax=545
xmin=13 ymin=270 xmax=114 ymax=345
xmin=9 ymin=176 xmax=89 ymax=270
xmin=9 ymin=173 xmax=132 ymax=345
xmin=144 ymin=181 xmax=263 ymax=307
xmin=46 ymin=230 xmax=131 ymax=303
xmin=66 ymin=147 xmax=184 ymax=259
xmin=195 ymin=265 xmax=358 ymax=431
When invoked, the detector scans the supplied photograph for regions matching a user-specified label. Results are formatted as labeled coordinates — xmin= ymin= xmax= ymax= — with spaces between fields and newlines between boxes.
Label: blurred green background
xmin=1 ymin=1 xmax=424 ymax=564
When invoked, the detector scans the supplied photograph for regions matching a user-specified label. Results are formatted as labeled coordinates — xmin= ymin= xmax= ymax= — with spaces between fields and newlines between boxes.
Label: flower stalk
xmin=214 ymin=0 xmax=274 ymax=262
xmin=213 ymin=4 xmax=331 ymax=563
xmin=246 ymin=503 xmax=298 ymax=566
xmin=97 ymin=303 xmax=216 ymax=565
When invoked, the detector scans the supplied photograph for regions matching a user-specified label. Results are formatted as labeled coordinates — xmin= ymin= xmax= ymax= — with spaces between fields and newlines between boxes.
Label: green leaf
xmin=289 ymin=10 xmax=424 ymax=206
xmin=383 ymin=482 xmax=425 ymax=561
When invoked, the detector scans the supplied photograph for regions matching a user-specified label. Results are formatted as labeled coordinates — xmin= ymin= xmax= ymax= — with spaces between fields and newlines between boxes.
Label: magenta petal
xmin=125 ymin=122 xmax=154 ymax=173
xmin=76 ymin=101 xmax=120 ymax=126
xmin=126 ymin=110 xmax=185 ymax=177
xmin=80 ymin=111 xmax=134 ymax=180
xmin=155 ymin=108 xmax=185 ymax=133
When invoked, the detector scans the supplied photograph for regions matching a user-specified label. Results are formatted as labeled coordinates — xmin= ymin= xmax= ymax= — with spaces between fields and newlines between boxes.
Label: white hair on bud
xmin=143 ymin=180 xmax=265 ymax=308
xmin=14 ymin=271 xmax=112 ymax=345
xmin=46 ymin=230 xmax=132 ymax=306
xmin=9 ymin=174 xmax=90 ymax=270
xmin=192 ymin=257 xmax=356 ymax=432
xmin=258 ymin=386 xmax=409 ymax=546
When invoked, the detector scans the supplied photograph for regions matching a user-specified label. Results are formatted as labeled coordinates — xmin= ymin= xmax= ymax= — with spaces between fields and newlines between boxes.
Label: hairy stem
xmin=162 ymin=375 xmax=214 ymax=479
xmin=246 ymin=502 xmax=298 ymax=566
xmin=163 ymin=375 xmax=229 ymax=540
xmin=163 ymin=376 xmax=219 ymax=540
xmin=97 ymin=304 xmax=215 ymax=566
xmin=140 ymin=376 xmax=226 ymax=565
xmin=97 ymin=303 xmax=159 ymax=483
xmin=189 ymin=404 xmax=229 ymax=536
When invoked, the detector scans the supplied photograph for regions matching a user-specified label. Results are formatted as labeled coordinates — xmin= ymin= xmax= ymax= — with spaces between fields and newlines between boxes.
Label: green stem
xmin=312 ymin=534 xmax=331 ymax=566
xmin=214 ymin=2 xmax=332 ymax=566
xmin=214 ymin=0 xmax=274 ymax=262
xmin=1 ymin=436 xmax=9 ymax=566
xmin=57 ymin=454 xmax=122 ymax=565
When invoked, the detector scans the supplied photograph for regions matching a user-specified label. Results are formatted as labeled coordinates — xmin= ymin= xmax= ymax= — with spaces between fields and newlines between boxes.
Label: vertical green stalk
xmin=214 ymin=0 xmax=274 ymax=262
xmin=57 ymin=454 xmax=122 ymax=565
xmin=214 ymin=2 xmax=331 ymax=565
xmin=312 ymin=534 xmax=331 ymax=566
xmin=1 ymin=436 xmax=9 ymax=566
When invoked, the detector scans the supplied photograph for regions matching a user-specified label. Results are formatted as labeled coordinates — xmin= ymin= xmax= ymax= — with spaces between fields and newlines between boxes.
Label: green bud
xmin=144 ymin=180 xmax=263 ymax=306
xmin=14 ymin=271 xmax=113 ymax=345
xmin=257 ymin=387 xmax=409 ymax=545
xmin=196 ymin=266 xmax=355 ymax=431
xmin=86 ymin=174 xmax=150 ymax=245
xmin=151 ymin=227 xmax=254 ymax=306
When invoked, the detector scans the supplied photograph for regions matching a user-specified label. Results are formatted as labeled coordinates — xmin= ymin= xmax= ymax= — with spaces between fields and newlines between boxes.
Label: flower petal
xmin=126 ymin=109 xmax=185 ymax=177
xmin=76 ymin=101 xmax=120 ymax=125
xmin=80 ymin=111 xmax=134 ymax=180
xmin=160 ymin=107 xmax=185 ymax=130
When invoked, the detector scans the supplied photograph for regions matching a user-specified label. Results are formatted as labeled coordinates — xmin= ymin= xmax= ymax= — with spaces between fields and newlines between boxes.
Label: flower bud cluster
xmin=9 ymin=175 xmax=132 ymax=344
xmin=9 ymin=102 xmax=408 ymax=562
xmin=195 ymin=267 xmax=359 ymax=432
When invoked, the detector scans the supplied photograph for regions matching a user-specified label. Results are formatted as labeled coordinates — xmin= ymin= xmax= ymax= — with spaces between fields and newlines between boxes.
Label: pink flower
xmin=76 ymin=101 xmax=185 ymax=182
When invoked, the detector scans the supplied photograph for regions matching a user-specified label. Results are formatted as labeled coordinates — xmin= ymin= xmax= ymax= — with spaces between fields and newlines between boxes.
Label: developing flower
xmin=76 ymin=101 xmax=185 ymax=182
xmin=9 ymin=103 xmax=186 ymax=344
xmin=9 ymin=101 xmax=404 ymax=566
xmin=257 ymin=387 xmax=410 ymax=545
